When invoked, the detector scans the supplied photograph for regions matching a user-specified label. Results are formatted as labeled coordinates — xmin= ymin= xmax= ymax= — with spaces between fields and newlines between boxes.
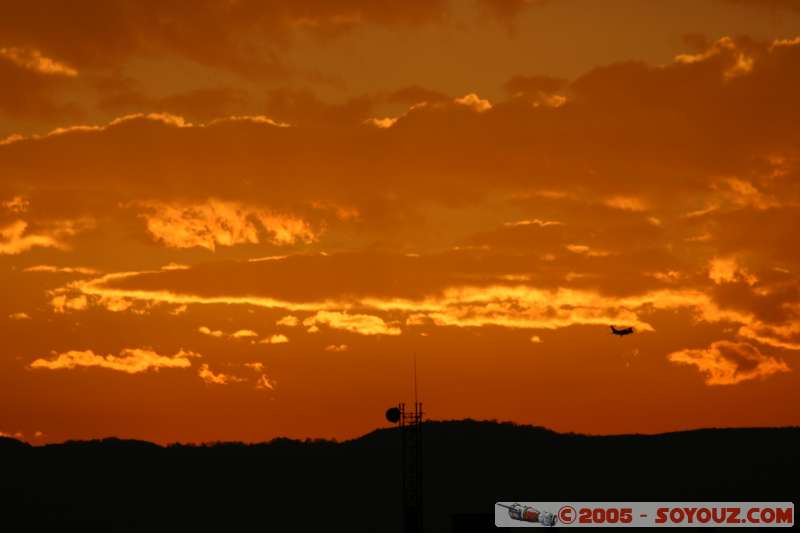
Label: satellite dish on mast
xmin=385 ymin=407 xmax=401 ymax=424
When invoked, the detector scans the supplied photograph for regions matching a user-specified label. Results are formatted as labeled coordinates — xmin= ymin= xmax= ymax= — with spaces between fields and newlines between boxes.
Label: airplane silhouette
xmin=610 ymin=326 xmax=635 ymax=336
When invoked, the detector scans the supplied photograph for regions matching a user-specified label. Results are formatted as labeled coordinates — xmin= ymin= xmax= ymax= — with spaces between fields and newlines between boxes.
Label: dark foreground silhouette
xmin=1 ymin=420 xmax=798 ymax=532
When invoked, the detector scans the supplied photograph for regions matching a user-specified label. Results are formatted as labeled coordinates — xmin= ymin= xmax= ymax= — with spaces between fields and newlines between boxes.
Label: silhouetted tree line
xmin=1 ymin=420 xmax=797 ymax=532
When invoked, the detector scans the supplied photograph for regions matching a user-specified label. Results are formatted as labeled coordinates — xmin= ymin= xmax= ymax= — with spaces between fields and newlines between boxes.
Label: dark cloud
xmin=263 ymin=88 xmax=373 ymax=127
xmin=96 ymin=81 xmax=251 ymax=122
xmin=0 ymin=1 xmax=449 ymax=76
xmin=504 ymin=74 xmax=567 ymax=96
xmin=0 ymin=53 xmax=82 ymax=120
xmin=385 ymin=86 xmax=450 ymax=105
xmin=476 ymin=0 xmax=550 ymax=25
xmin=723 ymin=0 xmax=800 ymax=13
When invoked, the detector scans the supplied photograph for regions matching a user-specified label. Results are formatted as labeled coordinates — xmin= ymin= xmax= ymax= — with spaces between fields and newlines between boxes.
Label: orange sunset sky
xmin=2 ymin=0 xmax=800 ymax=444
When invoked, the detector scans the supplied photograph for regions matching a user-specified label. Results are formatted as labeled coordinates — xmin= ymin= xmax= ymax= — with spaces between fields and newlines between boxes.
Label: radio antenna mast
xmin=385 ymin=352 xmax=424 ymax=533
xmin=413 ymin=352 xmax=418 ymax=406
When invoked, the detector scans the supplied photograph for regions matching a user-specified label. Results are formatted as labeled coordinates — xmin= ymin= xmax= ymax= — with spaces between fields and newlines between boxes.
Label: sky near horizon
xmin=2 ymin=0 xmax=800 ymax=444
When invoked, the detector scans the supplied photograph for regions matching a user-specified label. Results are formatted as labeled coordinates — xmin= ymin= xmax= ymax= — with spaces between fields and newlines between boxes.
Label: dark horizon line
xmin=3 ymin=418 xmax=799 ymax=448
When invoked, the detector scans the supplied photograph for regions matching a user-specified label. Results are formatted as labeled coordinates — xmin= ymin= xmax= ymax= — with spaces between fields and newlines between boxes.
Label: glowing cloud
xmin=96 ymin=295 xmax=136 ymax=313
xmin=198 ymin=326 xmax=224 ymax=338
xmin=536 ymin=93 xmax=567 ymax=108
xmin=49 ymin=294 xmax=88 ymax=313
xmin=24 ymin=265 xmax=98 ymax=275
xmin=277 ymin=315 xmax=300 ymax=327
xmin=565 ymin=244 xmax=611 ymax=257
xmin=198 ymin=364 xmax=243 ymax=385
xmin=161 ymin=263 xmax=190 ymax=271
xmin=30 ymin=348 xmax=200 ymax=374
xmin=232 ymin=329 xmax=259 ymax=339
xmin=1 ymin=221 xmax=58 ymax=255
xmin=140 ymin=200 xmax=316 ymax=250
xmin=0 ymin=47 xmax=78 ymax=77
xmin=0 ymin=218 xmax=92 ymax=255
xmin=242 ymin=362 xmax=277 ymax=390
xmin=723 ymin=178 xmax=779 ymax=210
xmin=208 ymin=115 xmax=289 ymax=128
xmin=364 ymin=117 xmax=398 ymax=128
xmin=503 ymin=219 xmax=562 ymax=227
xmin=256 ymin=373 xmax=276 ymax=391
xmin=1 ymin=221 xmax=62 ymax=255
xmin=454 ymin=93 xmax=492 ymax=112
xmin=141 ymin=200 xmax=259 ymax=251
xmin=667 ymin=341 xmax=789 ymax=385
xmin=259 ymin=334 xmax=289 ymax=344
xmin=650 ymin=271 xmax=683 ymax=283
xmin=256 ymin=213 xmax=317 ymax=246
xmin=325 ymin=344 xmax=349 ymax=352
xmin=604 ymin=195 xmax=648 ymax=212
xmin=55 ymin=260 xmax=761 ymax=339
xmin=0 ymin=113 xmax=290 ymax=147
xmin=9 ymin=312 xmax=31 ymax=320
xmin=737 ymin=321 xmax=800 ymax=351
xmin=303 ymin=311 xmax=402 ymax=336
xmin=708 ymin=257 xmax=758 ymax=286
xmin=674 ymin=36 xmax=754 ymax=79
xmin=2 ymin=196 xmax=29 ymax=213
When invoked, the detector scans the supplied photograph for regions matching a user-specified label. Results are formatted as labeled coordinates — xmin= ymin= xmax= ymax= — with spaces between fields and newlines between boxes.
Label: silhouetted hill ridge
xmin=6 ymin=419 xmax=798 ymax=448
xmin=0 ymin=436 xmax=31 ymax=452
xmin=1 ymin=420 xmax=797 ymax=532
